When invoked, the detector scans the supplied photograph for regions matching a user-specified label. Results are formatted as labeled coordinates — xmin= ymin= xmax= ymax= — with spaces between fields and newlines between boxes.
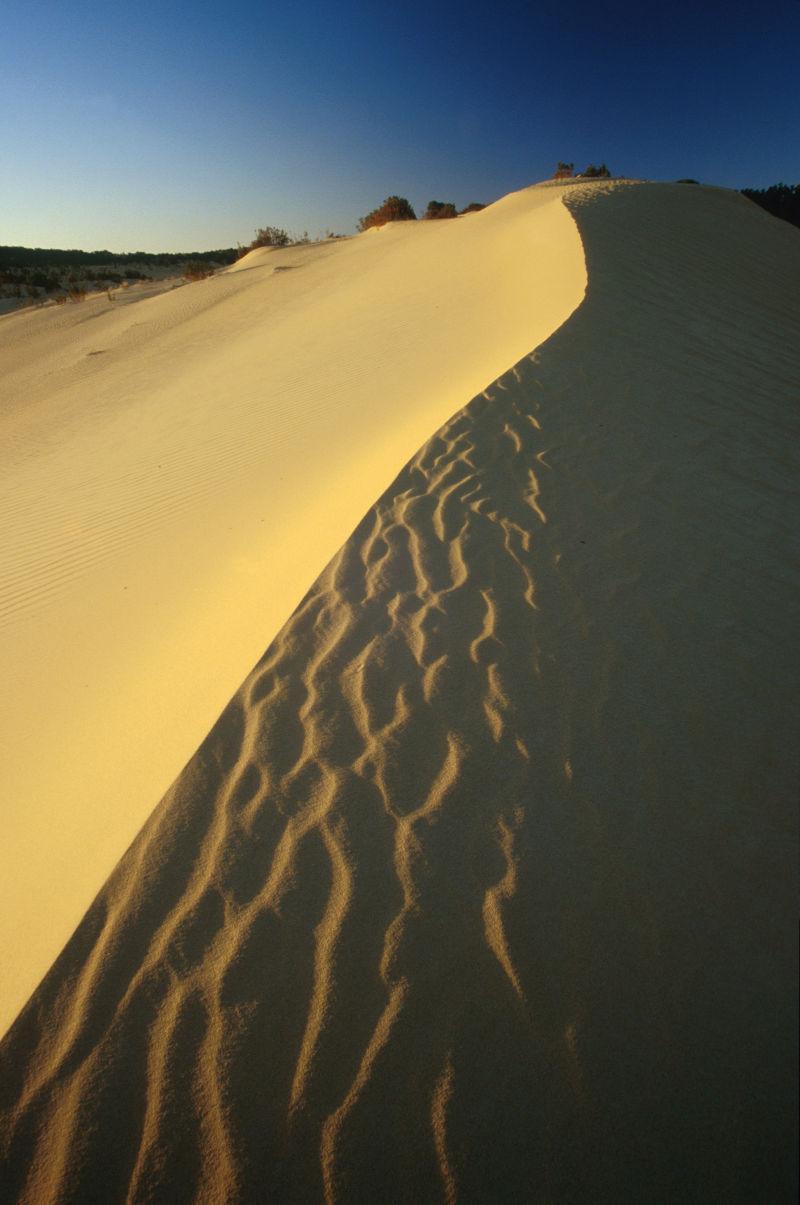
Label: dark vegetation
xmin=0 ymin=243 xmax=239 ymax=305
xmin=184 ymin=261 xmax=216 ymax=281
xmin=423 ymin=201 xmax=458 ymax=220
xmin=552 ymin=163 xmax=612 ymax=179
xmin=249 ymin=226 xmax=292 ymax=249
xmin=0 ymin=245 xmax=237 ymax=271
xmin=358 ymin=197 xmax=486 ymax=230
xmin=358 ymin=196 xmax=417 ymax=230
xmin=740 ymin=183 xmax=800 ymax=229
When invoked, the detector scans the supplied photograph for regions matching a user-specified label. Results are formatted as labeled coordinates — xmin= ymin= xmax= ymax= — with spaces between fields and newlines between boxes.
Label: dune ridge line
xmin=0 ymin=183 xmax=587 ymax=1036
xmin=1 ymin=180 xmax=798 ymax=1201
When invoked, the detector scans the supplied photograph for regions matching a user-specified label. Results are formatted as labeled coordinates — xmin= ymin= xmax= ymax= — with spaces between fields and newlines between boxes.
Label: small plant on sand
xmin=358 ymin=196 xmax=416 ymax=231
xmin=554 ymin=162 xmax=574 ymax=179
xmin=250 ymin=226 xmax=291 ymax=249
xmin=581 ymin=163 xmax=612 ymax=178
xmin=460 ymin=202 xmax=486 ymax=214
xmin=68 ymin=286 xmax=87 ymax=302
xmin=423 ymin=200 xmax=457 ymax=220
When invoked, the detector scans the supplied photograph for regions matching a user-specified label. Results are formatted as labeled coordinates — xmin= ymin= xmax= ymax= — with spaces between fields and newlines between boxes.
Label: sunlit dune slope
xmin=0 ymin=185 xmax=586 ymax=1035
xmin=1 ymin=181 xmax=797 ymax=1202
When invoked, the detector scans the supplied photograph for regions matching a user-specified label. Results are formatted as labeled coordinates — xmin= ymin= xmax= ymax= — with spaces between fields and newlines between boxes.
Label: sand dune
xmin=1 ymin=181 xmax=799 ymax=1202
xmin=0 ymin=184 xmax=585 ymax=1036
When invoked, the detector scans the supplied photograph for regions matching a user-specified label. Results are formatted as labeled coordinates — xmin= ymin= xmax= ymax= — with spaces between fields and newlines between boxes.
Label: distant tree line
xmin=0 ymin=244 xmax=241 ymax=308
xmin=0 ymin=245 xmax=239 ymax=270
xmin=740 ymin=183 xmax=800 ymax=230
xmin=0 ymin=266 xmax=153 ymax=291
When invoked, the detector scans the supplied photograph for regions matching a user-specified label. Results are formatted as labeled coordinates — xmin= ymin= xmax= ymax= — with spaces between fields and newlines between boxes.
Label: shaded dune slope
xmin=2 ymin=183 xmax=798 ymax=1203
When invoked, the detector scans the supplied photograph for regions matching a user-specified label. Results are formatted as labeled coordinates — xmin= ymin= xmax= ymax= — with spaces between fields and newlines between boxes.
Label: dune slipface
xmin=1 ymin=182 xmax=798 ymax=1203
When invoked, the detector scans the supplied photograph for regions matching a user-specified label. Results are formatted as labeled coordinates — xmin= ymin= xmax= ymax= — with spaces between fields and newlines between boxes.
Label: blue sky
xmin=2 ymin=0 xmax=798 ymax=251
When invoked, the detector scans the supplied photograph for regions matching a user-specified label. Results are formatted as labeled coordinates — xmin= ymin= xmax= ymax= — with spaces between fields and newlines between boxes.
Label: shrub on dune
xmin=357 ymin=196 xmax=416 ymax=231
xmin=423 ymin=200 xmax=457 ymax=220
xmin=250 ymin=226 xmax=291 ymax=249
xmin=581 ymin=163 xmax=612 ymax=178
xmin=460 ymin=202 xmax=486 ymax=214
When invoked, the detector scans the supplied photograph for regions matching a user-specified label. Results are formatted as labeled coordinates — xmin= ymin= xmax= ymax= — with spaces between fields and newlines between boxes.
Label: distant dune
xmin=1 ymin=180 xmax=798 ymax=1202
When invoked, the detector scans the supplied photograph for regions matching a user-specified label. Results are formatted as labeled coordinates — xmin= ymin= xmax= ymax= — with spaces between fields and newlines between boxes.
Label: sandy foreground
xmin=1 ymin=180 xmax=798 ymax=1201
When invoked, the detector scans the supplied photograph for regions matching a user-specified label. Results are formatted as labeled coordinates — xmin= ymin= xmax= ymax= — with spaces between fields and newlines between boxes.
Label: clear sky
xmin=2 ymin=0 xmax=798 ymax=251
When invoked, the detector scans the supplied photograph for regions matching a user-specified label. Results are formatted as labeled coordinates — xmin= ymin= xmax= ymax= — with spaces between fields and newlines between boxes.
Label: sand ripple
xmin=1 ymin=182 xmax=797 ymax=1202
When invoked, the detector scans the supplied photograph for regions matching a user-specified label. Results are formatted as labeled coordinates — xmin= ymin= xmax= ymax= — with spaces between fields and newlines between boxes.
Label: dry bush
xmin=460 ymin=202 xmax=486 ymax=214
xmin=68 ymin=287 xmax=87 ymax=302
xmin=250 ymin=226 xmax=291 ymax=249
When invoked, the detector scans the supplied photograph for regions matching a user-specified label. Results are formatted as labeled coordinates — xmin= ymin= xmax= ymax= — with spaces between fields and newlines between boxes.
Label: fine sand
xmin=1 ymin=181 xmax=799 ymax=1202
xmin=0 ymin=184 xmax=585 ymax=1036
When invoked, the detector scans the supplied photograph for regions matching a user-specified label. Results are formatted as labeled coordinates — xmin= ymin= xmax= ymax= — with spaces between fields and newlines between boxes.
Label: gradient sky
xmin=2 ymin=0 xmax=798 ymax=251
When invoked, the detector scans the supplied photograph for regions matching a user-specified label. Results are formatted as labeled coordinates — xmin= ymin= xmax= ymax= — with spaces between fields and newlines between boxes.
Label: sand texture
xmin=1 ymin=182 xmax=799 ymax=1202
xmin=0 ymin=185 xmax=585 ymax=1033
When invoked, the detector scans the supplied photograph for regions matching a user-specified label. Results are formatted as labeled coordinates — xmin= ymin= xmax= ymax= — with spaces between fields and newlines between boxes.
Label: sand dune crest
xmin=1 ymin=181 xmax=798 ymax=1201
xmin=0 ymin=183 xmax=586 ymax=1035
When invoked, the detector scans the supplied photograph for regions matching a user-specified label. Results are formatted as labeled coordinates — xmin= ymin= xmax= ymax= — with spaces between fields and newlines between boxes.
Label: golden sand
xmin=0 ymin=184 xmax=585 ymax=1035
xmin=1 ymin=181 xmax=798 ymax=1201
